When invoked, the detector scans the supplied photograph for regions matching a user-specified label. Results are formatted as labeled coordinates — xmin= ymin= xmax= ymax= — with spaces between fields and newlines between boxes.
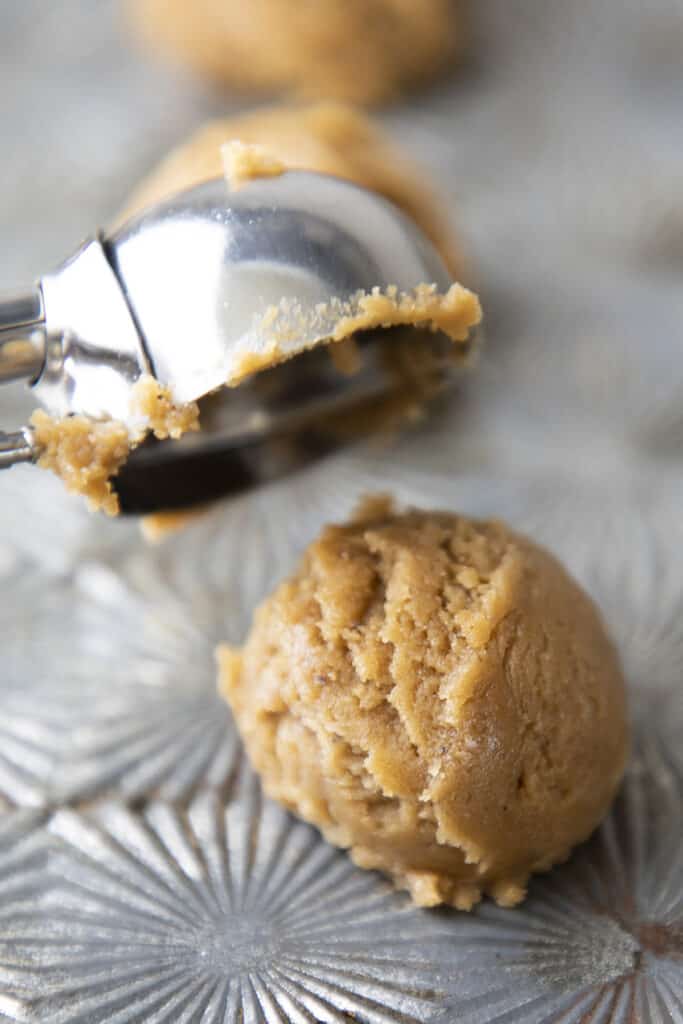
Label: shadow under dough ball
xmin=128 ymin=0 xmax=463 ymax=105
xmin=219 ymin=496 xmax=629 ymax=911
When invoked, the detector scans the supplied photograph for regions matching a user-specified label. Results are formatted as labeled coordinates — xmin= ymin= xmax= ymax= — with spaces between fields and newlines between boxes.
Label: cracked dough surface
xmin=121 ymin=103 xmax=462 ymax=279
xmin=128 ymin=0 xmax=462 ymax=106
xmin=219 ymin=496 xmax=629 ymax=910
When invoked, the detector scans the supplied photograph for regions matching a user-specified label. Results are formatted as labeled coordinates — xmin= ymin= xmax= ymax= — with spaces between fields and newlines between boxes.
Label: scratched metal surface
xmin=0 ymin=2 xmax=682 ymax=1021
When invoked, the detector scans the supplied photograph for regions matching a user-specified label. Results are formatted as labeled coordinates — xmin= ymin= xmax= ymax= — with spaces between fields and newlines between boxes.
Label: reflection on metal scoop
xmin=0 ymin=171 xmax=477 ymax=508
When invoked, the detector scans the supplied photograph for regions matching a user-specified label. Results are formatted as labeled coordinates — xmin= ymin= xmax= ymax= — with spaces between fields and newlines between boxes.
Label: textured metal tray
xmin=1 ymin=1 xmax=682 ymax=1021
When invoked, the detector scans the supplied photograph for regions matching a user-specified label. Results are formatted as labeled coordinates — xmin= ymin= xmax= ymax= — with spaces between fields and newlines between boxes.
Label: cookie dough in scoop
xmin=121 ymin=102 xmax=463 ymax=279
xmin=30 ymin=376 xmax=199 ymax=516
xmin=122 ymin=102 xmax=474 ymax=405
xmin=219 ymin=496 xmax=629 ymax=910
xmin=33 ymin=106 xmax=476 ymax=519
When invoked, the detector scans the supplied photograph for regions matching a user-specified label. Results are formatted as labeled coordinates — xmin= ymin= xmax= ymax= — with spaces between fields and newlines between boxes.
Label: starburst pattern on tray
xmin=429 ymin=727 xmax=683 ymax=1023
xmin=0 ymin=809 xmax=48 ymax=1023
xmin=1 ymin=461 xmax=522 ymax=810
xmin=3 ymin=460 xmax=678 ymax=818
xmin=122 ymin=459 xmax=386 ymax=643
xmin=0 ymin=466 xmax=137 ymax=578
xmin=8 ymin=724 xmax=681 ymax=1024
xmin=136 ymin=456 xmax=665 ymax=641
xmin=1 ymin=0 xmax=683 ymax=1019
xmin=0 ymin=565 xmax=238 ymax=807
xmin=34 ymin=770 xmax=448 ymax=1023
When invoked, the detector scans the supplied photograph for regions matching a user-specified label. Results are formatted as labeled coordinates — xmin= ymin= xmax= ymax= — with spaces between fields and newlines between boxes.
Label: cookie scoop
xmin=0 ymin=173 xmax=479 ymax=511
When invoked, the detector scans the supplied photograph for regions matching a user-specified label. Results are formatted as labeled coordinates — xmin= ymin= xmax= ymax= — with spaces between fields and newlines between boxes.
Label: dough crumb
xmin=331 ymin=282 xmax=482 ymax=344
xmin=228 ymin=282 xmax=481 ymax=385
xmin=219 ymin=496 xmax=629 ymax=910
xmin=119 ymin=103 xmax=463 ymax=279
xmin=140 ymin=506 xmax=208 ymax=542
xmin=31 ymin=376 xmax=199 ymax=516
xmin=30 ymin=410 xmax=130 ymax=516
xmin=130 ymin=374 xmax=200 ymax=440
xmin=221 ymin=140 xmax=286 ymax=190
xmin=328 ymin=336 xmax=362 ymax=376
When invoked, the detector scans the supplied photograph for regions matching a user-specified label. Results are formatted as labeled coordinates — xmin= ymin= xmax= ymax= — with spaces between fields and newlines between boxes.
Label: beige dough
xmin=127 ymin=0 xmax=462 ymax=106
xmin=230 ymin=282 xmax=480 ymax=385
xmin=221 ymin=141 xmax=286 ymax=190
xmin=139 ymin=506 xmax=209 ymax=543
xmin=129 ymin=374 xmax=201 ymax=441
xmin=31 ymin=376 xmax=199 ymax=516
xmin=120 ymin=103 xmax=463 ymax=279
xmin=30 ymin=411 xmax=131 ymax=517
xmin=219 ymin=496 xmax=629 ymax=910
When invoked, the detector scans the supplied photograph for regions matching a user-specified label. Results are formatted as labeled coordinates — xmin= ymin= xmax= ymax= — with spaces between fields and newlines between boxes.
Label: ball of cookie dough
xmin=120 ymin=103 xmax=462 ymax=278
xmin=128 ymin=0 xmax=462 ymax=106
xmin=219 ymin=496 xmax=629 ymax=910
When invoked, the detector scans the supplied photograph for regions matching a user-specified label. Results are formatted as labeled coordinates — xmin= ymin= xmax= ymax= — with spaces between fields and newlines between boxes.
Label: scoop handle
xmin=0 ymin=289 xmax=46 ymax=384
xmin=0 ymin=427 xmax=37 ymax=469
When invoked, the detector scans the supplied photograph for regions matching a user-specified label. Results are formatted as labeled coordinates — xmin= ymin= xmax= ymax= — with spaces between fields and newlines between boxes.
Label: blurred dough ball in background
xmin=121 ymin=103 xmax=463 ymax=278
xmin=126 ymin=0 xmax=463 ymax=106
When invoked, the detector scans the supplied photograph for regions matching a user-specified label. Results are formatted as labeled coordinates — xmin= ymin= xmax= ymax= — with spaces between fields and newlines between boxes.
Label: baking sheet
xmin=1 ymin=1 xmax=682 ymax=1021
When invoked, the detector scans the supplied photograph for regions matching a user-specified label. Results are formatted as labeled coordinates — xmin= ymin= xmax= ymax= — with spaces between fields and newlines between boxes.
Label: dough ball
xmin=128 ymin=0 xmax=462 ymax=106
xmin=219 ymin=496 xmax=629 ymax=910
xmin=120 ymin=103 xmax=462 ymax=278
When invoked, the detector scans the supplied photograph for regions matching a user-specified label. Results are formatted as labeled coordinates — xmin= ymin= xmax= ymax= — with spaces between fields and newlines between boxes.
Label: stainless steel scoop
xmin=0 ymin=171 xmax=472 ymax=511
